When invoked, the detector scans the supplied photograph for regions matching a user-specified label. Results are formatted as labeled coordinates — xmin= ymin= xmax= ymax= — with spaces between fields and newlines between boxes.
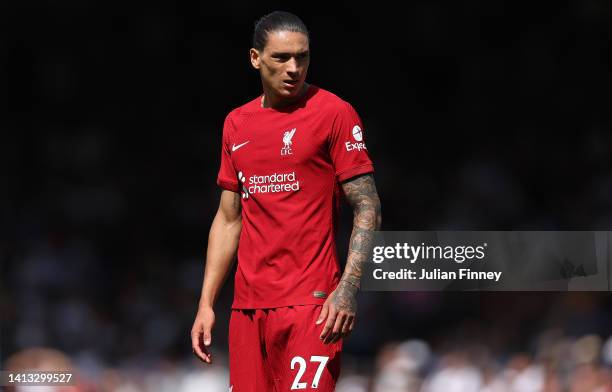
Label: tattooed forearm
xmin=333 ymin=174 xmax=381 ymax=305
xmin=342 ymin=174 xmax=382 ymax=233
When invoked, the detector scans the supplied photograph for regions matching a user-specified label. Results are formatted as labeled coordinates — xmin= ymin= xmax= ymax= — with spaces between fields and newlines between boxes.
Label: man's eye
xmin=274 ymin=55 xmax=290 ymax=61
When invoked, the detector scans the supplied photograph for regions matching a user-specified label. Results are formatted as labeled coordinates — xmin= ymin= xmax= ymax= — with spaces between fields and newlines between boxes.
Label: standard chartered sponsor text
xmin=247 ymin=171 xmax=300 ymax=194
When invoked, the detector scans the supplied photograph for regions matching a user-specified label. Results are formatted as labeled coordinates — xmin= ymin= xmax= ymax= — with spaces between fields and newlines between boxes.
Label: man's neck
xmin=261 ymin=83 xmax=310 ymax=109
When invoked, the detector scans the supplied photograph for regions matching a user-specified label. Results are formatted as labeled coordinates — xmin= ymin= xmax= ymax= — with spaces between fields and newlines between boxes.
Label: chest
xmin=230 ymin=112 xmax=330 ymax=171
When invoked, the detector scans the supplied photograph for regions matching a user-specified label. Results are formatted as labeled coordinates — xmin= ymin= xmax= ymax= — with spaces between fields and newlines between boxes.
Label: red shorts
xmin=229 ymin=305 xmax=343 ymax=391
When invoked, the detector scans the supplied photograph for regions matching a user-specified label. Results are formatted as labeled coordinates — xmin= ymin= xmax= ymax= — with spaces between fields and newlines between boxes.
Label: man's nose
xmin=286 ymin=58 xmax=299 ymax=74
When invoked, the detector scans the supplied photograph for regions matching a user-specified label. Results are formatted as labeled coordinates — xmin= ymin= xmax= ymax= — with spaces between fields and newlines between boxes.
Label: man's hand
xmin=316 ymin=280 xmax=358 ymax=344
xmin=191 ymin=307 xmax=215 ymax=363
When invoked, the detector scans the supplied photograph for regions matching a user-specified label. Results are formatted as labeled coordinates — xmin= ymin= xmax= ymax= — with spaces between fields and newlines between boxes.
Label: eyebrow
xmin=270 ymin=50 xmax=310 ymax=57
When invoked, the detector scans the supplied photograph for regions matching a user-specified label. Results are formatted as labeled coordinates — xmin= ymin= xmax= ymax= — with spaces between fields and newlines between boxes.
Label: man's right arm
xmin=191 ymin=190 xmax=242 ymax=363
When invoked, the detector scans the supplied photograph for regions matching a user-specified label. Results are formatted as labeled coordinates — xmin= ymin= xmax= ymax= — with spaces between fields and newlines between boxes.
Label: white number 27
xmin=290 ymin=355 xmax=329 ymax=389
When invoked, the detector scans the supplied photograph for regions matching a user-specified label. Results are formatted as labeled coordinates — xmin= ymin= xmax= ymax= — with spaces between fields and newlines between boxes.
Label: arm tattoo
xmin=332 ymin=174 xmax=381 ymax=310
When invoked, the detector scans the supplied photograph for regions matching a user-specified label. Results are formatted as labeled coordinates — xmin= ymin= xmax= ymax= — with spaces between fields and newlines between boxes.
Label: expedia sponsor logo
xmin=352 ymin=125 xmax=363 ymax=141
xmin=345 ymin=141 xmax=367 ymax=151
xmin=239 ymin=171 xmax=300 ymax=196
xmin=345 ymin=124 xmax=367 ymax=151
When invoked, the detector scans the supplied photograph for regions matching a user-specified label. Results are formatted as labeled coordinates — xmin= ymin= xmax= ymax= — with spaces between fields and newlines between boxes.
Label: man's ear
xmin=250 ymin=48 xmax=261 ymax=70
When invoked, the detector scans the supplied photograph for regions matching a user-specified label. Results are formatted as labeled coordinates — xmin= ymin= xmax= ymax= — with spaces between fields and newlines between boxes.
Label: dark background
xmin=2 ymin=0 xmax=611 ymax=388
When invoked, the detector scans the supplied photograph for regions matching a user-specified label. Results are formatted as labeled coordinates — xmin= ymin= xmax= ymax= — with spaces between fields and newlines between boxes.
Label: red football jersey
xmin=217 ymin=85 xmax=374 ymax=309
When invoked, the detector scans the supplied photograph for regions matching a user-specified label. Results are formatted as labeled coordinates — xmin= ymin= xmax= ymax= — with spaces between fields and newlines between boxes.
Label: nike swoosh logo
xmin=231 ymin=141 xmax=249 ymax=152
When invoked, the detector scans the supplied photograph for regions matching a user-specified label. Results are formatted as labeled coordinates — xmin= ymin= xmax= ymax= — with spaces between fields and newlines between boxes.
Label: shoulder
xmin=223 ymin=96 xmax=260 ymax=130
xmin=309 ymin=86 xmax=358 ymax=118
xmin=226 ymin=95 xmax=261 ymax=119
xmin=311 ymin=86 xmax=352 ymax=109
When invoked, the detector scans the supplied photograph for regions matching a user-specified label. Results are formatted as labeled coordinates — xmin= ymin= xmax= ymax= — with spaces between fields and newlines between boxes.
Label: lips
xmin=283 ymin=79 xmax=298 ymax=86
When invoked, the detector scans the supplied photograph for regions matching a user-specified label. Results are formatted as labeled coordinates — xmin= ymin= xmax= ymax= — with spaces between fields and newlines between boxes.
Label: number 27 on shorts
xmin=290 ymin=355 xmax=329 ymax=390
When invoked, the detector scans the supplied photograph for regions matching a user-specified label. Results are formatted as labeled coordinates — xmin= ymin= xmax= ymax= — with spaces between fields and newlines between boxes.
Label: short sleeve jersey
xmin=217 ymin=85 xmax=373 ymax=309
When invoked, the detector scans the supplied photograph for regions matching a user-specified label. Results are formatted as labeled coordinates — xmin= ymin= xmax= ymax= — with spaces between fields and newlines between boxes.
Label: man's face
xmin=250 ymin=31 xmax=310 ymax=100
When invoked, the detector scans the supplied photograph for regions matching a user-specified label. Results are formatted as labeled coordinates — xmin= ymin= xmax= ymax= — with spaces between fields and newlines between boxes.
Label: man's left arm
xmin=317 ymin=173 xmax=382 ymax=343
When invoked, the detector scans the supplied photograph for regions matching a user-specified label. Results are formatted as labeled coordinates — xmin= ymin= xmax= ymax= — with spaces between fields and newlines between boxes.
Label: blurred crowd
xmin=6 ymin=331 xmax=612 ymax=391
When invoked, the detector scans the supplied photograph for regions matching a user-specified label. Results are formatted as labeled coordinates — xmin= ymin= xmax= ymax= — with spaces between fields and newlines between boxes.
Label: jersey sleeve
xmin=328 ymin=101 xmax=374 ymax=182
xmin=216 ymin=114 xmax=240 ymax=192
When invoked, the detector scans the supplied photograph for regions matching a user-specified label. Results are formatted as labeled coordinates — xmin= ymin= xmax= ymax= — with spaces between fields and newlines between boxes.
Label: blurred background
xmin=2 ymin=0 xmax=611 ymax=390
